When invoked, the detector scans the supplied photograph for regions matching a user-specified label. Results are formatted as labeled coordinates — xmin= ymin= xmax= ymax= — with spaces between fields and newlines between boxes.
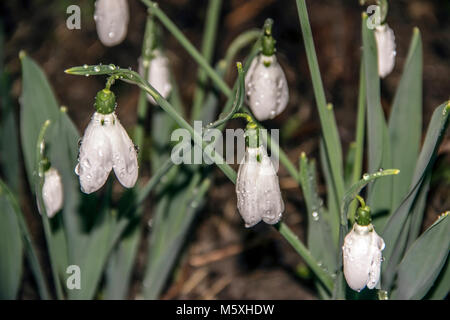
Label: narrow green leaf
xmin=388 ymin=28 xmax=422 ymax=212
xmin=0 ymin=189 xmax=23 ymax=299
xmin=361 ymin=14 xmax=392 ymax=231
xmin=0 ymin=179 xmax=50 ymax=299
xmin=20 ymin=53 xmax=60 ymax=191
xmin=381 ymin=101 xmax=450 ymax=291
xmin=392 ymin=213 xmax=449 ymax=300
xmin=425 ymin=257 xmax=450 ymax=300
xmin=299 ymin=153 xmax=337 ymax=277
xmin=295 ymin=0 xmax=345 ymax=205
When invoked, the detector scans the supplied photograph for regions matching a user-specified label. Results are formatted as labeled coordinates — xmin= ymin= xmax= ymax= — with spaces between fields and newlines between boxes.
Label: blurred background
xmin=0 ymin=0 xmax=449 ymax=299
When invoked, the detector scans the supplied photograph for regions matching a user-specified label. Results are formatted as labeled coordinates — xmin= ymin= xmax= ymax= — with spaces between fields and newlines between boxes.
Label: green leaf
xmin=0 ymin=188 xmax=23 ymax=299
xmin=104 ymin=221 xmax=141 ymax=300
xmin=361 ymin=14 xmax=392 ymax=231
xmin=424 ymin=257 xmax=450 ymax=300
xmin=392 ymin=213 xmax=450 ymax=300
xmin=0 ymin=179 xmax=50 ymax=299
xmin=299 ymin=153 xmax=337 ymax=278
xmin=381 ymin=101 xmax=450 ymax=291
xmin=20 ymin=53 xmax=60 ymax=191
xmin=388 ymin=28 xmax=423 ymax=212
xmin=295 ymin=0 xmax=345 ymax=207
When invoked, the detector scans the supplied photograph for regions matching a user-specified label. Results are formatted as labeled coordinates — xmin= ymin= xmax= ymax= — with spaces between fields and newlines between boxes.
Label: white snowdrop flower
xmin=75 ymin=89 xmax=138 ymax=193
xmin=343 ymin=223 xmax=385 ymax=292
xmin=139 ymin=50 xmax=172 ymax=105
xmin=94 ymin=0 xmax=129 ymax=47
xmin=245 ymin=53 xmax=289 ymax=121
xmin=41 ymin=168 xmax=64 ymax=218
xmin=236 ymin=145 xmax=284 ymax=227
xmin=374 ymin=23 xmax=396 ymax=78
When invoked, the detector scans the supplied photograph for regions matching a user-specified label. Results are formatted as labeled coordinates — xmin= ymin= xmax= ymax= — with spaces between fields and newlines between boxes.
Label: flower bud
xmin=94 ymin=0 xmax=129 ymax=47
xmin=343 ymin=223 xmax=385 ymax=292
xmin=374 ymin=23 xmax=396 ymax=78
xmin=75 ymin=111 xmax=138 ymax=193
xmin=41 ymin=168 xmax=63 ymax=218
xmin=139 ymin=50 xmax=172 ymax=105
xmin=245 ymin=54 xmax=289 ymax=121
xmin=236 ymin=145 xmax=284 ymax=227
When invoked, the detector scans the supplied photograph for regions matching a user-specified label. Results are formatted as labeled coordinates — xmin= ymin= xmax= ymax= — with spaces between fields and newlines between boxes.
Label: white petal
xmin=42 ymin=168 xmax=64 ymax=218
xmin=76 ymin=112 xmax=114 ymax=194
xmin=94 ymin=0 xmax=129 ymax=47
xmin=343 ymin=224 xmax=385 ymax=292
xmin=236 ymin=146 xmax=284 ymax=227
xmin=258 ymin=149 xmax=284 ymax=225
xmin=109 ymin=113 xmax=139 ymax=188
xmin=245 ymin=54 xmax=289 ymax=121
xmin=375 ymin=24 xmax=396 ymax=78
xmin=236 ymin=147 xmax=261 ymax=227
xmin=139 ymin=50 xmax=172 ymax=105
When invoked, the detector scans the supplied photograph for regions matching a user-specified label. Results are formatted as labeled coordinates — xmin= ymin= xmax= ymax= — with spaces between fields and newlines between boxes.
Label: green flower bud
xmin=95 ymin=89 xmax=116 ymax=114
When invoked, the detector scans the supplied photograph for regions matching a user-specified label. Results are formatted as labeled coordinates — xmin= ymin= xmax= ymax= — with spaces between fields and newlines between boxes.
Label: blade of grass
xmin=381 ymin=101 xmax=450 ymax=291
xmin=348 ymin=62 xmax=366 ymax=224
xmin=388 ymin=28 xmax=423 ymax=213
xmin=361 ymin=13 xmax=393 ymax=231
xmin=35 ymin=120 xmax=64 ymax=299
xmin=295 ymin=0 xmax=345 ymax=205
xmin=191 ymin=0 xmax=222 ymax=120
xmin=0 ymin=179 xmax=50 ymax=299
xmin=391 ymin=213 xmax=449 ymax=300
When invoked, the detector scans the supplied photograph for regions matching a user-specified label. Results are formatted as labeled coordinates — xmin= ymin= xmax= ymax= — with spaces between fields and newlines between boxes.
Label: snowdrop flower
xmin=94 ymin=0 xmax=129 ymax=47
xmin=236 ymin=128 xmax=284 ymax=227
xmin=374 ymin=23 xmax=396 ymax=78
xmin=139 ymin=50 xmax=172 ymax=105
xmin=245 ymin=19 xmax=289 ymax=121
xmin=245 ymin=53 xmax=289 ymax=121
xmin=41 ymin=168 xmax=63 ymax=218
xmin=343 ymin=217 xmax=385 ymax=291
xmin=75 ymin=89 xmax=138 ymax=194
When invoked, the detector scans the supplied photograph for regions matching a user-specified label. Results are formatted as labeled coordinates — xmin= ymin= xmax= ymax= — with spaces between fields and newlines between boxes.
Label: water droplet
xmin=94 ymin=66 xmax=100 ymax=72
xmin=83 ymin=64 xmax=88 ymax=69
xmin=363 ymin=173 xmax=370 ymax=180
xmin=85 ymin=74 xmax=90 ymax=77
xmin=109 ymin=64 xmax=116 ymax=70
xmin=108 ymin=31 xmax=115 ymax=39
xmin=378 ymin=290 xmax=389 ymax=300
xmin=312 ymin=211 xmax=319 ymax=221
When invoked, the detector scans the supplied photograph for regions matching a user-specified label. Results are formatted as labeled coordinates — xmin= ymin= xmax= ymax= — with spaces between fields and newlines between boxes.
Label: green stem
xmin=35 ymin=120 xmax=64 ymax=299
xmin=135 ymin=15 xmax=157 ymax=163
xmin=222 ymin=29 xmax=261 ymax=77
xmin=275 ymin=222 xmax=334 ymax=292
xmin=349 ymin=62 xmax=366 ymax=224
xmin=191 ymin=0 xmax=222 ymax=120
xmin=142 ymin=0 xmax=231 ymax=97
xmin=295 ymin=0 xmax=345 ymax=201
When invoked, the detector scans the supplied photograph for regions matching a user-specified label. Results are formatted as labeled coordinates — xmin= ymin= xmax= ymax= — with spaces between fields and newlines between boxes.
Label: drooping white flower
xmin=41 ymin=168 xmax=64 ymax=218
xmin=236 ymin=145 xmax=284 ymax=227
xmin=374 ymin=23 xmax=396 ymax=78
xmin=245 ymin=53 xmax=289 ymax=121
xmin=343 ymin=223 xmax=385 ymax=292
xmin=75 ymin=111 xmax=138 ymax=194
xmin=139 ymin=50 xmax=172 ymax=105
xmin=94 ymin=0 xmax=129 ymax=47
